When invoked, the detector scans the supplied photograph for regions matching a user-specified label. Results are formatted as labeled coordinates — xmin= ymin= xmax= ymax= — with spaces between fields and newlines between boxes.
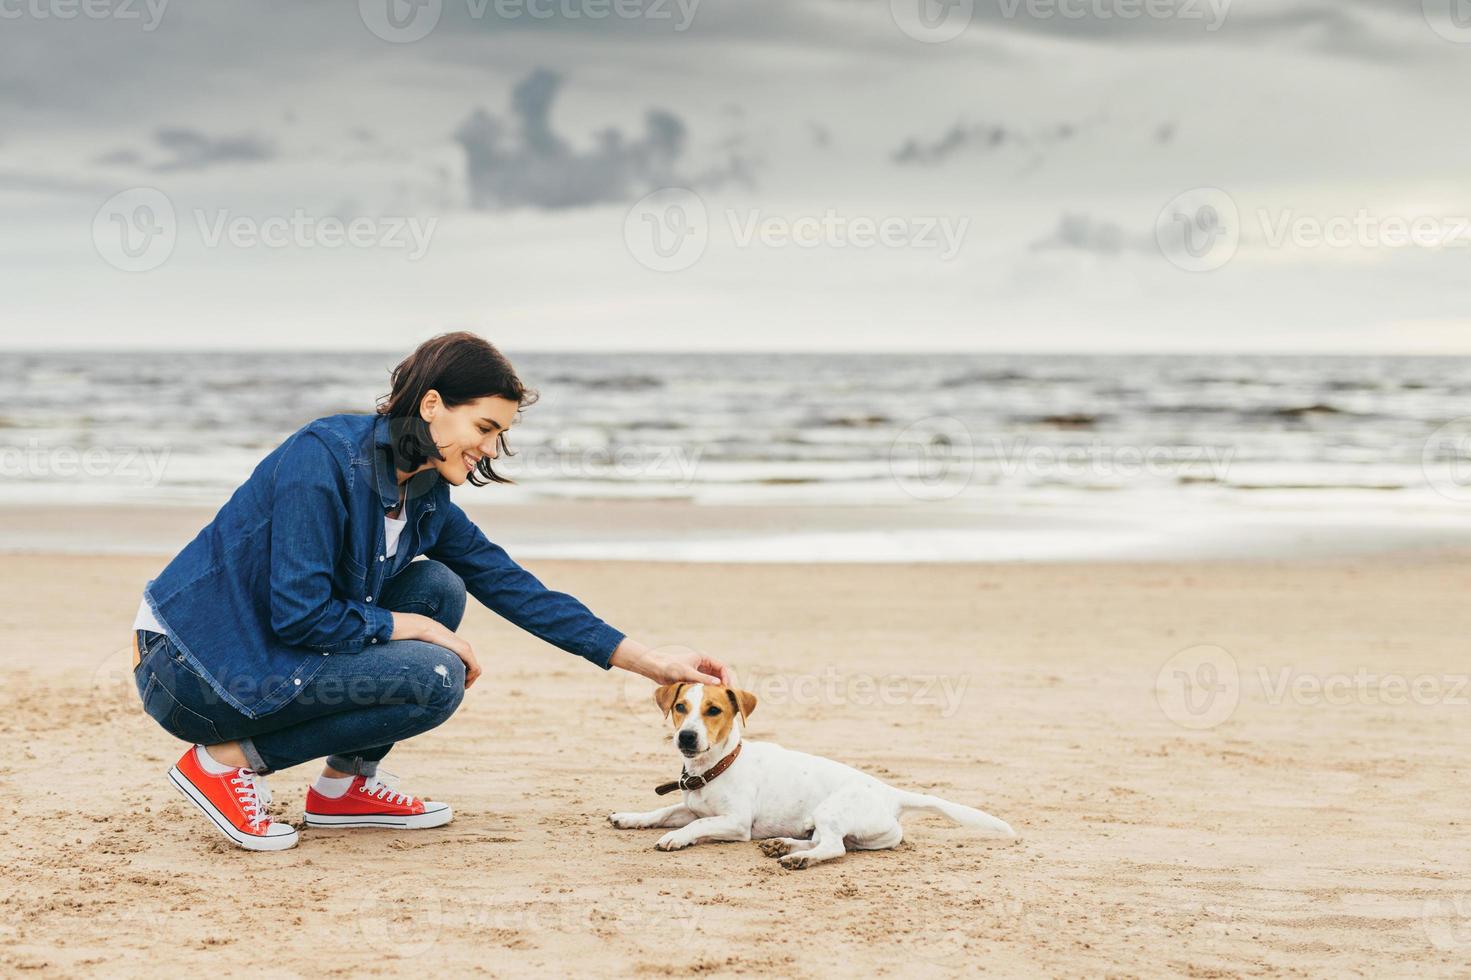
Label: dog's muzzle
xmin=677 ymin=729 xmax=700 ymax=755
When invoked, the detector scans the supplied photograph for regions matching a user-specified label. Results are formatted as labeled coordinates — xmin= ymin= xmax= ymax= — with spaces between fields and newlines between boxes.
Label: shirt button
xmin=370 ymin=637 xmax=378 ymax=644
xmin=365 ymin=595 xmax=373 ymax=603
xmin=378 ymin=555 xmax=385 ymax=562
xmin=293 ymin=678 xmax=301 ymax=686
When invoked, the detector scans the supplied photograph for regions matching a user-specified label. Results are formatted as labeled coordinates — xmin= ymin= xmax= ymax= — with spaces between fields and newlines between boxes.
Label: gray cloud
xmin=892 ymin=119 xmax=1088 ymax=167
xmin=95 ymin=127 xmax=276 ymax=172
xmin=1030 ymin=213 xmax=1153 ymax=255
xmin=454 ymin=68 xmax=751 ymax=210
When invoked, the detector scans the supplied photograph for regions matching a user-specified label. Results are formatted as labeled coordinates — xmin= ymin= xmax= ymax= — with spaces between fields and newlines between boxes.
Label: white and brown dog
xmin=608 ymin=682 xmax=1015 ymax=869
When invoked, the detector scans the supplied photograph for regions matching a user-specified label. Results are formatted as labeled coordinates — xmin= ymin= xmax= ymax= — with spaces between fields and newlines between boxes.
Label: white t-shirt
xmin=133 ymin=504 xmax=411 ymax=636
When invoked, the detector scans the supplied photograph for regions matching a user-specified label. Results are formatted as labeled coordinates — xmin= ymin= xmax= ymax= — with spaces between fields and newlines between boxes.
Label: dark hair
xmin=375 ymin=331 xmax=539 ymax=486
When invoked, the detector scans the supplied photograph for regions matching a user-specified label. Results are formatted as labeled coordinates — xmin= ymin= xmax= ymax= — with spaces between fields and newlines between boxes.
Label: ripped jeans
xmin=133 ymin=559 xmax=468 ymax=777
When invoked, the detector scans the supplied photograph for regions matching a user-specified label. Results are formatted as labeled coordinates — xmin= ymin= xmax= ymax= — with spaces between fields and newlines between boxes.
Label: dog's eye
xmin=673 ymin=704 xmax=687 ymax=713
xmin=705 ymin=706 xmax=721 ymax=716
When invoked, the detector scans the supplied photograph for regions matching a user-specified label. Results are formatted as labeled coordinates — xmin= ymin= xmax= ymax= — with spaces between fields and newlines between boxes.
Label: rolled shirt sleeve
xmin=426 ymin=498 xmax=626 ymax=669
xmin=268 ymin=432 xmax=397 ymax=653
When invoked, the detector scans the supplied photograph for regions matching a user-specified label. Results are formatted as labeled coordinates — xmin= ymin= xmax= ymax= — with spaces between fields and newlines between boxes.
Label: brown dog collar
xmin=655 ymin=742 xmax=742 ymax=796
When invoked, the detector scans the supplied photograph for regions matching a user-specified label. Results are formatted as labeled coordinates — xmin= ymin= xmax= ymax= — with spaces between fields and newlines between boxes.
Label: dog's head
xmin=654 ymin=682 xmax=757 ymax=759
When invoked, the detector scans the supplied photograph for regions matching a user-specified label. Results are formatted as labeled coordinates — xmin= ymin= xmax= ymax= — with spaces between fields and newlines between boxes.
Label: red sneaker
xmin=167 ymin=746 xmax=298 ymax=851
xmin=303 ymin=773 xmax=453 ymax=829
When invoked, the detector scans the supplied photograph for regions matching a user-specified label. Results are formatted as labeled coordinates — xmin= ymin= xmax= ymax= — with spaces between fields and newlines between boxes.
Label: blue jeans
xmin=134 ymin=559 xmax=468 ymax=776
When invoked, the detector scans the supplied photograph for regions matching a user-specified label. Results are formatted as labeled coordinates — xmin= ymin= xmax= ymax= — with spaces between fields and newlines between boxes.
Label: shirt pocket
xmin=337 ymin=551 xmax=370 ymax=595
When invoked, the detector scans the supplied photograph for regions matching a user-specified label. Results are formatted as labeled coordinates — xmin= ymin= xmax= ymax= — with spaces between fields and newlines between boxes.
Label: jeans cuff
xmin=239 ymin=738 xmax=271 ymax=775
xmin=325 ymin=754 xmax=378 ymax=777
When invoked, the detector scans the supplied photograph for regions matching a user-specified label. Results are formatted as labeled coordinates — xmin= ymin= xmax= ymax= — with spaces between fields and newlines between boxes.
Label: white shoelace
xmin=361 ymin=771 xmax=413 ymax=806
xmin=231 ymin=769 xmax=272 ymax=827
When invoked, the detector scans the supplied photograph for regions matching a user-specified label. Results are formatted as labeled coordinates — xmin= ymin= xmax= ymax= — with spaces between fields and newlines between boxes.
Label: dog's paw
xmin=757 ymin=839 xmax=792 ymax=858
xmin=608 ymin=812 xmax=643 ymax=829
xmin=778 ymin=852 xmax=814 ymax=870
xmin=655 ymin=832 xmax=689 ymax=851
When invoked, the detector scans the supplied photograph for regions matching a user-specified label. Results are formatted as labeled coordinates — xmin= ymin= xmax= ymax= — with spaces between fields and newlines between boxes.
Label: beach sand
xmin=1 ymin=542 xmax=1467 ymax=976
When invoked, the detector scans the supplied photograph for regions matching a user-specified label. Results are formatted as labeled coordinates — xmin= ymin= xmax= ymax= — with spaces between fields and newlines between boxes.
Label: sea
xmin=3 ymin=350 xmax=1468 ymax=560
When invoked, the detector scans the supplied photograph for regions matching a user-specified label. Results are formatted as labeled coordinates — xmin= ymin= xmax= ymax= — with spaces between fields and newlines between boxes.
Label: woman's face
xmin=422 ymin=393 xmax=521 ymax=485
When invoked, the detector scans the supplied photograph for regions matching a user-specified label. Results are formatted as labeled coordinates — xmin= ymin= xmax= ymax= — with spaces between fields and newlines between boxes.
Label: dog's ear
xmin=727 ymin=687 xmax=757 ymax=725
xmin=654 ymin=682 xmax=686 ymax=720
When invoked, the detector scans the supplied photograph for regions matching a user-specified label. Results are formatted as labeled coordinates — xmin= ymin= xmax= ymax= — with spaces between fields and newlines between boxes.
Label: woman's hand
xmin=391 ymin=612 xmax=482 ymax=688
xmin=609 ymin=637 xmax=733 ymax=687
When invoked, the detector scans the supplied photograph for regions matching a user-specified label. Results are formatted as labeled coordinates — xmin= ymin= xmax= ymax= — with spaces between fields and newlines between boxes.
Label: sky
xmin=3 ymin=0 xmax=1471 ymax=352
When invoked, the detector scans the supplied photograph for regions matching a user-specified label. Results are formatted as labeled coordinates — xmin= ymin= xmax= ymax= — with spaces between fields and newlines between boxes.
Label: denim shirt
xmin=141 ymin=412 xmax=627 ymax=719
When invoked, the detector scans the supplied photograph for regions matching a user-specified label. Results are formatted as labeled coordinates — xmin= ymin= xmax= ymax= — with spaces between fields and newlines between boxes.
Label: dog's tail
xmin=894 ymin=790 xmax=1016 ymax=837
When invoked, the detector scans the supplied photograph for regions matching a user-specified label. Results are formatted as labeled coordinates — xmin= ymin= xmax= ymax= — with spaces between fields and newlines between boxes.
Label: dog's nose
xmin=677 ymin=729 xmax=699 ymax=751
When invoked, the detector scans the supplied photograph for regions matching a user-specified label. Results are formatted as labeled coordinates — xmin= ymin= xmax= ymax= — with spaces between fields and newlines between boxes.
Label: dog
xmin=608 ymin=682 xmax=1016 ymax=869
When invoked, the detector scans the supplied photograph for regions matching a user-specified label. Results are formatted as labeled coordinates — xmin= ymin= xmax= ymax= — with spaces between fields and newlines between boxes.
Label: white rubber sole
xmin=167 ymin=766 xmax=299 ymax=852
xmin=302 ymin=804 xmax=453 ymax=830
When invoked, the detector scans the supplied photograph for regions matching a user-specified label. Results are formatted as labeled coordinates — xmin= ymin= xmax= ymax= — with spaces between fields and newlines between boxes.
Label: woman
xmin=131 ymin=331 xmax=732 ymax=851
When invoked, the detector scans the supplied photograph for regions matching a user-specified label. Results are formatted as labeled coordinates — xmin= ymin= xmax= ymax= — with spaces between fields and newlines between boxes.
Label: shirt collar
xmin=372 ymin=412 xmax=440 ymax=513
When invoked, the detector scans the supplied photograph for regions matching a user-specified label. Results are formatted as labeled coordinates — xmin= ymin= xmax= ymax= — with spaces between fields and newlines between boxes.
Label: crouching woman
xmin=130 ymin=332 xmax=731 ymax=851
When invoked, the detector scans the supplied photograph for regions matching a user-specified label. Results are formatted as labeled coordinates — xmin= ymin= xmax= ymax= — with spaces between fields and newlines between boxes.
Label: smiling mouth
xmin=461 ymin=452 xmax=481 ymax=469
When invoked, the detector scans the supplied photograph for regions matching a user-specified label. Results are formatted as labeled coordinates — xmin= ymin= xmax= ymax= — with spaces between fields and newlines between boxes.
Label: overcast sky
xmin=3 ymin=0 xmax=1470 ymax=352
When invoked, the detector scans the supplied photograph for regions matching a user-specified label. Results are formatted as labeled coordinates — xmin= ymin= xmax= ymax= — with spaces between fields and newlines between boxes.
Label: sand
xmin=1 ymin=547 xmax=1468 ymax=977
